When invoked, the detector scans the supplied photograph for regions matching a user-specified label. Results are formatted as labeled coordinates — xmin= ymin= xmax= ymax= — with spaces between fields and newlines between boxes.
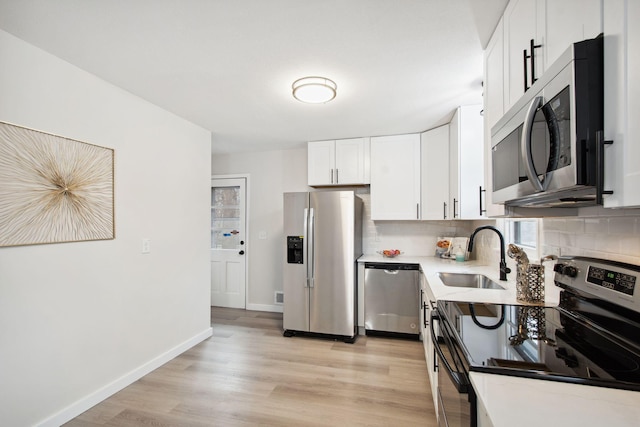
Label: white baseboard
xmin=37 ymin=327 xmax=213 ymax=427
xmin=246 ymin=303 xmax=283 ymax=313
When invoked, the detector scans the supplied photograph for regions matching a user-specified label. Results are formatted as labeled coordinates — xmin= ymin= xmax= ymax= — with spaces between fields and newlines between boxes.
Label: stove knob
xmin=553 ymin=263 xmax=578 ymax=278
xmin=564 ymin=265 xmax=578 ymax=278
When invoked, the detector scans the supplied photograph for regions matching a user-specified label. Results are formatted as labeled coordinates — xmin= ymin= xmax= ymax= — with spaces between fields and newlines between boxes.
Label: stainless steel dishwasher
xmin=364 ymin=262 xmax=420 ymax=337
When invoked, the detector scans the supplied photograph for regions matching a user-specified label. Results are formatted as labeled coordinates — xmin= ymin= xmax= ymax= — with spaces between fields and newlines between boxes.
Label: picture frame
xmin=0 ymin=121 xmax=115 ymax=247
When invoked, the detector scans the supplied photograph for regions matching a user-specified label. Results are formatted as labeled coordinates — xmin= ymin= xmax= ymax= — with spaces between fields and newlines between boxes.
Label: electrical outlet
xmin=141 ymin=238 xmax=151 ymax=254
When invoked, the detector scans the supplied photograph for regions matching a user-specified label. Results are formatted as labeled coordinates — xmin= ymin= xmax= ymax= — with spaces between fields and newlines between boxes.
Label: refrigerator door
xmin=283 ymin=192 xmax=310 ymax=332
xmin=309 ymin=191 xmax=356 ymax=336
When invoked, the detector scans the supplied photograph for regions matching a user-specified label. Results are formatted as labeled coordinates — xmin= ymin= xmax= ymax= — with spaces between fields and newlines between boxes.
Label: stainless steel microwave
xmin=491 ymin=36 xmax=604 ymax=207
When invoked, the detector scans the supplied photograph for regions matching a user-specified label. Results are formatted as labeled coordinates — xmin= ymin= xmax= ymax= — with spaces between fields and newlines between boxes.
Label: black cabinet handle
xmin=239 ymin=250 xmax=245 ymax=255
xmin=479 ymin=186 xmax=486 ymax=216
xmin=530 ymin=39 xmax=542 ymax=85
xmin=443 ymin=202 xmax=447 ymax=220
xmin=596 ymin=130 xmax=614 ymax=205
xmin=453 ymin=198 xmax=458 ymax=219
xmin=523 ymin=48 xmax=530 ymax=92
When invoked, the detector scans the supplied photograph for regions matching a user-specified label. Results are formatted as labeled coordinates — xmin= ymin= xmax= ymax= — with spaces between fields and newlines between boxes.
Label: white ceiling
xmin=0 ymin=0 xmax=506 ymax=154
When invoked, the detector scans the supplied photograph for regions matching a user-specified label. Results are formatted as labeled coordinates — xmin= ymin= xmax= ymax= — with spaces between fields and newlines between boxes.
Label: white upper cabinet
xmin=483 ymin=18 xmax=507 ymax=217
xmin=307 ymin=138 xmax=369 ymax=186
xmin=504 ymin=0 xmax=602 ymax=110
xmin=449 ymin=105 xmax=485 ymax=219
xmin=370 ymin=134 xmax=421 ymax=220
xmin=335 ymin=138 xmax=369 ymax=185
xmin=543 ymin=0 xmax=603 ymax=67
xmin=307 ymin=140 xmax=335 ymax=185
xmin=421 ymin=125 xmax=450 ymax=220
xmin=485 ymin=0 xmax=605 ymax=214
xmin=504 ymin=0 xmax=539 ymax=109
xmin=603 ymin=0 xmax=640 ymax=208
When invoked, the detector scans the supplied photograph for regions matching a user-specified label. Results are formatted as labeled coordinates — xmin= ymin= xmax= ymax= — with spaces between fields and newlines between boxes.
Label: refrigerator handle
xmin=308 ymin=208 xmax=315 ymax=287
xmin=304 ymin=208 xmax=310 ymax=288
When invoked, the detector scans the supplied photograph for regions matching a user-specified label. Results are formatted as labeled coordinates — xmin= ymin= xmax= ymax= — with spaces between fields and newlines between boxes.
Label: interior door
xmin=210 ymin=178 xmax=246 ymax=308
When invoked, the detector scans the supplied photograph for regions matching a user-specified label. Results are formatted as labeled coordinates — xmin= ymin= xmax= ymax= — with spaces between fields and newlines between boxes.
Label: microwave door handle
xmin=541 ymin=103 xmax=561 ymax=190
xmin=521 ymin=96 xmax=545 ymax=191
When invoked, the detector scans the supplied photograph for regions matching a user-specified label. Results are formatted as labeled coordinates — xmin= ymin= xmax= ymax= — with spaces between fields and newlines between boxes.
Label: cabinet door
xmin=504 ymin=0 xmax=538 ymax=109
xmin=544 ymin=0 xmax=602 ymax=68
xmin=421 ymin=125 xmax=450 ymax=220
xmin=604 ymin=0 xmax=640 ymax=208
xmin=449 ymin=109 xmax=460 ymax=218
xmin=335 ymin=137 xmax=368 ymax=185
xmin=308 ymin=140 xmax=335 ymax=186
xmin=421 ymin=275 xmax=438 ymax=411
xmin=456 ymin=105 xmax=485 ymax=219
xmin=483 ymin=18 xmax=507 ymax=217
xmin=370 ymin=134 xmax=421 ymax=220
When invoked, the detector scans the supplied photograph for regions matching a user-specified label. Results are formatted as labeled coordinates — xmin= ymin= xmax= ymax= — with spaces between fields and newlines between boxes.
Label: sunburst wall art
xmin=0 ymin=121 xmax=114 ymax=247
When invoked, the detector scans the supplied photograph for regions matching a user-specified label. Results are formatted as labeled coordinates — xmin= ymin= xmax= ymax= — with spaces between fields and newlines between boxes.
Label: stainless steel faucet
xmin=467 ymin=225 xmax=511 ymax=281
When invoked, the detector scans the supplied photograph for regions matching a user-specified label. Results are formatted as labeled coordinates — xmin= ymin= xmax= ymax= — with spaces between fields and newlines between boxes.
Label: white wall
xmin=212 ymin=148 xmax=309 ymax=310
xmin=212 ymin=149 xmax=495 ymax=309
xmin=0 ymin=30 xmax=212 ymax=426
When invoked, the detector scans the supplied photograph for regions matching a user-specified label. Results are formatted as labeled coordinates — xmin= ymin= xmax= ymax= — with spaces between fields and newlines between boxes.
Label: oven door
xmin=431 ymin=313 xmax=477 ymax=427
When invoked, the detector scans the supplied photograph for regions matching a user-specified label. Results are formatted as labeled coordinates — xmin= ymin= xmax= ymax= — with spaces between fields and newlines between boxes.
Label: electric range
xmin=435 ymin=256 xmax=640 ymax=392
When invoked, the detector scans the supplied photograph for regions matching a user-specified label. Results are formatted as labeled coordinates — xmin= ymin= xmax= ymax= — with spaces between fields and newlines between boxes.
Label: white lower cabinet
xmin=420 ymin=273 xmax=438 ymax=412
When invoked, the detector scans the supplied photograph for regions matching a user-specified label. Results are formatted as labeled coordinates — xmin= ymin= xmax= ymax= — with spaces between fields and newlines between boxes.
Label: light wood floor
xmin=65 ymin=307 xmax=437 ymax=426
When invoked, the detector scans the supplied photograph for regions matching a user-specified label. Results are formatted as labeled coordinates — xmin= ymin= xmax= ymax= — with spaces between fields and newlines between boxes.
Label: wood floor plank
xmin=65 ymin=307 xmax=437 ymax=426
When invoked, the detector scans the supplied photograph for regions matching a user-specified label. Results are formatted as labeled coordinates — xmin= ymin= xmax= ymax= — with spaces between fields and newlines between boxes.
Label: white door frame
xmin=211 ymin=174 xmax=250 ymax=308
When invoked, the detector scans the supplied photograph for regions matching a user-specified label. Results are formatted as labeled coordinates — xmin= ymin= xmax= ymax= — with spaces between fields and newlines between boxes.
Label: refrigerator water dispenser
xmin=287 ymin=236 xmax=304 ymax=264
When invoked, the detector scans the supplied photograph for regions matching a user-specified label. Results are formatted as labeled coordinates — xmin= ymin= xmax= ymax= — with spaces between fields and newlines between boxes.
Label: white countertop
xmin=359 ymin=254 xmax=640 ymax=426
xmin=359 ymin=254 xmax=560 ymax=306
xmin=470 ymin=372 xmax=640 ymax=427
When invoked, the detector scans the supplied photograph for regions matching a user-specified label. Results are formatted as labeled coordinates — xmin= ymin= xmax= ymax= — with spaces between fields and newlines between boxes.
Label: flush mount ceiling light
xmin=292 ymin=76 xmax=337 ymax=104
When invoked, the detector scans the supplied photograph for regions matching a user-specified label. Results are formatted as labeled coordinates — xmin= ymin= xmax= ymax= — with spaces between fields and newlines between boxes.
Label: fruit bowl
xmin=377 ymin=249 xmax=402 ymax=258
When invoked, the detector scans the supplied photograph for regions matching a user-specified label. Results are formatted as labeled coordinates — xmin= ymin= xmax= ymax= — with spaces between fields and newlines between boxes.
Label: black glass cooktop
xmin=437 ymin=295 xmax=640 ymax=391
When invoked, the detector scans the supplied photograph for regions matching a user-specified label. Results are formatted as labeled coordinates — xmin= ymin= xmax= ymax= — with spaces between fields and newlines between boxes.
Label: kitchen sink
xmin=437 ymin=272 xmax=505 ymax=290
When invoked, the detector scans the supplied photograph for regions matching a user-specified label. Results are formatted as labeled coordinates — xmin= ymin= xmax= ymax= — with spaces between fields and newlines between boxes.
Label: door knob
xmin=239 ymin=250 xmax=245 ymax=255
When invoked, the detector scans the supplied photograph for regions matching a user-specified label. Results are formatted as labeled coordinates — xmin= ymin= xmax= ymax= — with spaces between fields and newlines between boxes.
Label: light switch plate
xmin=141 ymin=238 xmax=151 ymax=254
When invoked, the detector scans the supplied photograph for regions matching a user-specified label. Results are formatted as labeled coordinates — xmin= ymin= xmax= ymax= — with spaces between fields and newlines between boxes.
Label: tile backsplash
xmin=478 ymin=211 xmax=640 ymax=269
xmin=358 ymin=192 xmax=494 ymax=256
xmin=358 ymin=188 xmax=640 ymax=266
xmin=542 ymin=214 xmax=640 ymax=265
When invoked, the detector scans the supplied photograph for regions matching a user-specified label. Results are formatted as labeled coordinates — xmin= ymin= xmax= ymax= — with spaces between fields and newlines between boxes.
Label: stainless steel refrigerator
xmin=283 ymin=191 xmax=363 ymax=342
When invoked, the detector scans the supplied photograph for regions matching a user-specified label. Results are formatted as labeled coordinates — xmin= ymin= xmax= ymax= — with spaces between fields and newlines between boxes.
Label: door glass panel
xmin=211 ymin=186 xmax=240 ymax=249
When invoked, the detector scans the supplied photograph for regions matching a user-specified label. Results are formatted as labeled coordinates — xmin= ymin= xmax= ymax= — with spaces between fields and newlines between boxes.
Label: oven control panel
xmin=586 ymin=266 xmax=636 ymax=296
xmin=555 ymin=256 xmax=640 ymax=312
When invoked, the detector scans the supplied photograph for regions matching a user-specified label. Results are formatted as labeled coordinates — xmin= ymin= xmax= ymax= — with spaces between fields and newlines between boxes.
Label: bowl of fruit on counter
xmin=377 ymin=249 xmax=402 ymax=258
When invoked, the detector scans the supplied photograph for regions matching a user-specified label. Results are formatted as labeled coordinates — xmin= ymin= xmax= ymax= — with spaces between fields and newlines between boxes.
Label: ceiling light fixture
xmin=292 ymin=76 xmax=337 ymax=104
